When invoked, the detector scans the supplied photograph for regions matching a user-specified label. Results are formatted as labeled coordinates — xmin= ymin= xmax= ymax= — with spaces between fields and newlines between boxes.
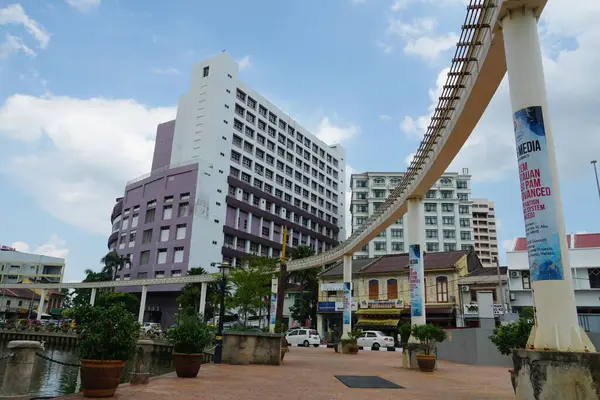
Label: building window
xmin=459 ymin=205 xmax=470 ymax=215
xmin=137 ymin=272 xmax=148 ymax=279
xmin=426 ymin=229 xmax=438 ymax=239
xmin=425 ymin=216 xmax=437 ymax=225
xmin=155 ymin=271 xmax=165 ymax=278
xmin=589 ymin=268 xmax=600 ymax=288
xmin=522 ymin=270 xmax=531 ymax=289
xmin=457 ymin=180 xmax=468 ymax=189
xmin=176 ymin=224 xmax=187 ymax=240
xmin=436 ymin=276 xmax=449 ymax=303
xmin=460 ymin=218 xmax=470 ymax=227
xmin=172 ymin=270 xmax=182 ymax=277
xmin=427 ymin=242 xmax=439 ymax=252
xmin=387 ymin=279 xmax=398 ymax=300
xmin=391 ymin=242 xmax=404 ymax=252
xmin=142 ymin=229 xmax=153 ymax=244
xmin=444 ymin=243 xmax=456 ymax=251
xmin=369 ymin=280 xmax=379 ymax=300
xmin=374 ymin=242 xmax=386 ymax=251
xmin=425 ymin=203 xmax=437 ymax=212
xmin=203 ymin=66 xmax=209 ymax=77
xmin=163 ymin=205 xmax=173 ymax=220
xmin=129 ymin=232 xmax=136 ymax=247
xmin=145 ymin=208 xmax=156 ymax=224
xmin=460 ymin=231 xmax=471 ymax=240
xmin=122 ymin=217 xmax=129 ymax=229
xmin=178 ymin=202 xmax=189 ymax=218
xmin=174 ymin=247 xmax=184 ymax=263
xmin=442 ymin=203 xmax=454 ymax=212
xmin=157 ymin=249 xmax=167 ymax=264
xmin=160 ymin=226 xmax=170 ymax=242
xmin=140 ymin=251 xmax=150 ymax=265
xmin=132 ymin=214 xmax=139 ymax=228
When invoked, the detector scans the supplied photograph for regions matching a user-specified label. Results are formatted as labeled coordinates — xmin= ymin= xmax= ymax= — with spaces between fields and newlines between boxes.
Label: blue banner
xmin=409 ymin=244 xmax=423 ymax=317
xmin=270 ymin=294 xmax=277 ymax=325
xmin=343 ymin=282 xmax=351 ymax=325
xmin=513 ymin=106 xmax=564 ymax=281
xmin=317 ymin=302 xmax=336 ymax=312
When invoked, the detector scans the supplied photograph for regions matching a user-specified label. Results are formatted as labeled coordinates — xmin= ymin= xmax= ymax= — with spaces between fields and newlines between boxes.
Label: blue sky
xmin=0 ymin=0 xmax=599 ymax=282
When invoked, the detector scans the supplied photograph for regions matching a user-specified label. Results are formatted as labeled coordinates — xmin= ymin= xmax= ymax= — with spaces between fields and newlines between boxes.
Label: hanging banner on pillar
xmin=513 ymin=106 xmax=564 ymax=281
xmin=343 ymin=282 xmax=351 ymax=325
xmin=409 ymin=244 xmax=423 ymax=317
xmin=269 ymin=294 xmax=277 ymax=325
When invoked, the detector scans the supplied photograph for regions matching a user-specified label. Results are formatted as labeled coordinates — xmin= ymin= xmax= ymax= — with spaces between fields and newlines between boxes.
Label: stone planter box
xmin=222 ymin=332 xmax=283 ymax=365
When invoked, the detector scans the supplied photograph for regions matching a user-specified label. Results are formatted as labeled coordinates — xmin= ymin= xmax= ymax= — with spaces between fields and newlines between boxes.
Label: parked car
xmin=285 ymin=328 xmax=321 ymax=347
xmin=142 ymin=322 xmax=162 ymax=336
xmin=356 ymin=331 xmax=395 ymax=350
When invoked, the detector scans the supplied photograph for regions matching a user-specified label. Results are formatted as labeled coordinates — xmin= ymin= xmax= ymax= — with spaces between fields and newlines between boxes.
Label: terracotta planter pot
xmin=509 ymin=368 xmax=516 ymax=393
xmin=173 ymin=353 xmax=204 ymax=378
xmin=416 ymin=354 xmax=436 ymax=372
xmin=80 ymin=359 xmax=125 ymax=398
xmin=342 ymin=343 xmax=359 ymax=355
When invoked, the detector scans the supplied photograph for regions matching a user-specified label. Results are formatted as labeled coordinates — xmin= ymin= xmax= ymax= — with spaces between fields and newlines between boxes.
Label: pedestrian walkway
xmin=59 ymin=347 xmax=513 ymax=399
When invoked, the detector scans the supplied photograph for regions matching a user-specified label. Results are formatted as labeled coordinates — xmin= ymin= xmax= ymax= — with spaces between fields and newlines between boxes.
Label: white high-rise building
xmin=350 ymin=171 xmax=474 ymax=259
xmin=472 ymin=198 xmax=499 ymax=267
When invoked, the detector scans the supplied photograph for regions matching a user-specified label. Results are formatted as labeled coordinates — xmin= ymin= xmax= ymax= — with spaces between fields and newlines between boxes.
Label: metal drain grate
xmin=335 ymin=375 xmax=404 ymax=389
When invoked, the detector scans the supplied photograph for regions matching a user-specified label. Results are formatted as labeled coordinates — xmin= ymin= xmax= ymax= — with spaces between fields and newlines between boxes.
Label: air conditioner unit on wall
xmin=510 ymin=293 xmax=516 ymax=301
xmin=510 ymin=271 xmax=521 ymax=278
xmin=461 ymin=285 xmax=470 ymax=292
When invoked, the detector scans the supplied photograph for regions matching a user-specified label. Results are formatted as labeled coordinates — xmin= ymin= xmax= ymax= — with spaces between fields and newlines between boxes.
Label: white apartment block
xmin=350 ymin=170 xmax=474 ymax=259
xmin=472 ymin=198 xmax=499 ymax=267
xmin=0 ymin=247 xmax=65 ymax=284
xmin=507 ymin=233 xmax=600 ymax=332
xmin=169 ymin=53 xmax=346 ymax=271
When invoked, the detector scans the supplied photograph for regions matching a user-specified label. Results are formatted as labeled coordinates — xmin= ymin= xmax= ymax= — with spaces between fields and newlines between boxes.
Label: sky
xmin=0 ymin=0 xmax=599 ymax=282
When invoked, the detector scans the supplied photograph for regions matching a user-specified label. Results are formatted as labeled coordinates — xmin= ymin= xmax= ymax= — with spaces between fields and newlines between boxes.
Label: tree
xmin=71 ymin=268 xmax=112 ymax=308
xmin=95 ymin=292 xmax=140 ymax=315
xmin=100 ymin=251 xmax=130 ymax=285
xmin=227 ymin=256 xmax=278 ymax=326
xmin=177 ymin=267 xmax=230 ymax=321
xmin=287 ymin=245 xmax=320 ymax=327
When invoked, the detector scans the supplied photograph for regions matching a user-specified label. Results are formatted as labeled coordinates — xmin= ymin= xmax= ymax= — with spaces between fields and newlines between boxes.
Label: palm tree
xmin=100 ymin=251 xmax=130 ymax=282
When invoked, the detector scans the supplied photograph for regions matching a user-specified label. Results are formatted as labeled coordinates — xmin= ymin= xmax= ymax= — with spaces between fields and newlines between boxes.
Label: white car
xmin=285 ymin=328 xmax=321 ymax=347
xmin=142 ymin=322 xmax=162 ymax=336
xmin=357 ymin=331 xmax=395 ymax=350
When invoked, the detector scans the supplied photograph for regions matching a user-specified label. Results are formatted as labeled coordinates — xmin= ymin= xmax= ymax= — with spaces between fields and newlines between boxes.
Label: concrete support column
xmin=89 ymin=288 xmax=97 ymax=306
xmin=130 ymin=339 xmax=154 ymax=385
xmin=342 ymin=254 xmax=353 ymax=339
xmin=0 ymin=340 xmax=42 ymax=397
xmin=269 ymin=277 xmax=278 ymax=333
xmin=199 ymin=282 xmax=208 ymax=319
xmin=138 ymin=285 xmax=148 ymax=325
xmin=316 ymin=313 xmax=324 ymax=340
xmin=502 ymin=8 xmax=594 ymax=352
xmin=36 ymin=289 xmax=46 ymax=321
xmin=408 ymin=196 xmax=426 ymax=326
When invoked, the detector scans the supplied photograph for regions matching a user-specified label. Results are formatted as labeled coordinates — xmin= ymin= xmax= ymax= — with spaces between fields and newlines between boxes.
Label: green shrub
xmin=411 ymin=323 xmax=447 ymax=355
xmin=72 ymin=303 xmax=139 ymax=361
xmin=398 ymin=323 xmax=412 ymax=345
xmin=168 ymin=313 xmax=213 ymax=354
xmin=489 ymin=317 xmax=533 ymax=356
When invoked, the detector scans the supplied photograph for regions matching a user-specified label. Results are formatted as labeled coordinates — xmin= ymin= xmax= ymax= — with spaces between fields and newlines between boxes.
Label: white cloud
xmin=0 ymin=95 xmax=176 ymax=235
xmin=400 ymin=2 xmax=600 ymax=183
xmin=376 ymin=41 xmax=394 ymax=54
xmin=501 ymin=239 xmax=514 ymax=253
xmin=316 ymin=117 xmax=360 ymax=145
xmin=152 ymin=67 xmax=179 ymax=75
xmin=237 ymin=55 xmax=252 ymax=71
xmin=390 ymin=0 xmax=409 ymax=12
xmin=385 ymin=17 xmax=458 ymax=61
xmin=65 ymin=0 xmax=101 ymax=13
xmin=0 ymin=34 xmax=35 ymax=58
xmin=379 ymin=114 xmax=392 ymax=121
xmin=11 ymin=234 xmax=69 ymax=259
xmin=0 ymin=4 xmax=50 ymax=49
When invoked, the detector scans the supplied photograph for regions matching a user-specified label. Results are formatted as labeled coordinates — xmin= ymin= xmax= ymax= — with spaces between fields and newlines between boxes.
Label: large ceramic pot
xmin=80 ymin=359 xmax=125 ymax=398
xmin=416 ymin=354 xmax=436 ymax=372
xmin=342 ymin=342 xmax=359 ymax=355
xmin=173 ymin=353 xmax=204 ymax=378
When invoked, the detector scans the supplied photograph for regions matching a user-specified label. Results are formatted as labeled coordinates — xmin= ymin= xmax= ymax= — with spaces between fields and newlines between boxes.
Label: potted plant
xmin=411 ymin=323 xmax=447 ymax=372
xmin=73 ymin=303 xmax=139 ymax=398
xmin=340 ymin=330 xmax=362 ymax=355
xmin=489 ymin=314 xmax=534 ymax=393
xmin=168 ymin=312 xmax=213 ymax=378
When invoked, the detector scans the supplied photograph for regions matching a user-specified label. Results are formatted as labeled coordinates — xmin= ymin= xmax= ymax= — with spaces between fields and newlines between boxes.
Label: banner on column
xmin=269 ymin=294 xmax=277 ymax=325
xmin=409 ymin=244 xmax=423 ymax=317
xmin=343 ymin=282 xmax=351 ymax=325
xmin=513 ymin=106 xmax=564 ymax=281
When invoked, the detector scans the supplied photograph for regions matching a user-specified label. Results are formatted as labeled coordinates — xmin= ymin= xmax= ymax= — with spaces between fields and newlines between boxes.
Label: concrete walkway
xmin=60 ymin=347 xmax=514 ymax=399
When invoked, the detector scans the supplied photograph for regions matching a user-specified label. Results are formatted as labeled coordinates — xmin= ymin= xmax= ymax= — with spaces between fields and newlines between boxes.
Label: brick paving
xmin=60 ymin=347 xmax=514 ymax=399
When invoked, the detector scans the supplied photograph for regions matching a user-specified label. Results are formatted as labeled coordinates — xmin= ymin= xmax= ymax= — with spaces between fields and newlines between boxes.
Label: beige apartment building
xmin=472 ymin=198 xmax=499 ymax=267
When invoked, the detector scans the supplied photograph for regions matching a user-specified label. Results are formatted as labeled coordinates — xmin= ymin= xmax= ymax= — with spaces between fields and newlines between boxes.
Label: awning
xmin=355 ymin=308 xmax=402 ymax=316
xmin=355 ymin=318 xmax=400 ymax=329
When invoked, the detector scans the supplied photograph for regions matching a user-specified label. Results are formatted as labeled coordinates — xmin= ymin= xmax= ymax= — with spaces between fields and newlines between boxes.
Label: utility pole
xmin=275 ymin=227 xmax=288 ymax=329
xmin=591 ymin=160 xmax=600 ymax=202
xmin=494 ymin=257 xmax=507 ymax=317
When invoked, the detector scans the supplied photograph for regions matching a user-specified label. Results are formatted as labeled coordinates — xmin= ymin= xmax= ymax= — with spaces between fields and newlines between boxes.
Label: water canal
xmin=0 ymin=342 xmax=174 ymax=398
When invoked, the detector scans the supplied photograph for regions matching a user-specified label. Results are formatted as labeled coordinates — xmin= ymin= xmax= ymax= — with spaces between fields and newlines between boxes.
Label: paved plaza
xmin=61 ymin=347 xmax=514 ymax=399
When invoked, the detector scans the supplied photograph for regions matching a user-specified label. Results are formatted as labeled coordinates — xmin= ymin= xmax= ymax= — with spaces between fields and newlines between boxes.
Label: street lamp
xmin=210 ymin=261 xmax=231 ymax=364
xmin=591 ymin=160 xmax=600 ymax=202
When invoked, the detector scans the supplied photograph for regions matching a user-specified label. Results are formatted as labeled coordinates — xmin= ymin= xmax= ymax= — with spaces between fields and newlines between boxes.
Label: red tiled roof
xmin=0 ymin=288 xmax=41 ymax=300
xmin=358 ymin=250 xmax=468 ymax=275
xmin=513 ymin=233 xmax=600 ymax=251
